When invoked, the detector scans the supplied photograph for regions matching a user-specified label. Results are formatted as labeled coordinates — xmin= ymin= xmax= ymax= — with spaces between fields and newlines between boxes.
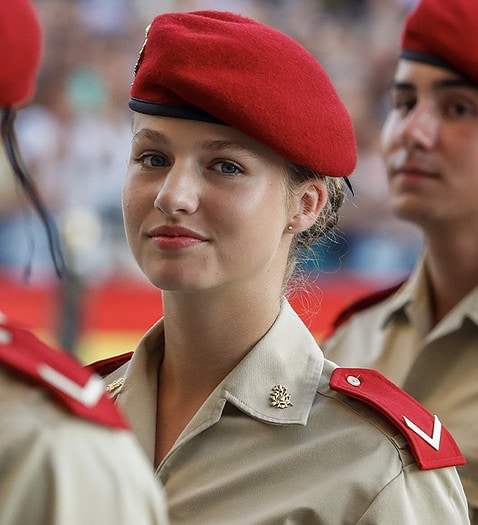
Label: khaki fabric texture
xmin=324 ymin=257 xmax=478 ymax=523
xmin=107 ymin=299 xmax=469 ymax=524
xmin=0 ymin=367 xmax=169 ymax=525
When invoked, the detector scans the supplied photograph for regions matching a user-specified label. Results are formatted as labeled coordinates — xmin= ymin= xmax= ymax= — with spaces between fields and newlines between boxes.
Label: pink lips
xmin=390 ymin=163 xmax=440 ymax=186
xmin=147 ymin=225 xmax=207 ymax=250
xmin=392 ymin=162 xmax=439 ymax=179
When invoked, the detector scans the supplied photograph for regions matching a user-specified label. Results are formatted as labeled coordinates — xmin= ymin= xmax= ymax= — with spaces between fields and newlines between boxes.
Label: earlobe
xmin=290 ymin=180 xmax=327 ymax=233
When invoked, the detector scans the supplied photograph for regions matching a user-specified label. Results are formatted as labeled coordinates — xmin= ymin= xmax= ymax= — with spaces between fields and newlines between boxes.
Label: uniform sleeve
xmin=0 ymin=387 xmax=169 ymax=525
xmin=357 ymin=464 xmax=470 ymax=524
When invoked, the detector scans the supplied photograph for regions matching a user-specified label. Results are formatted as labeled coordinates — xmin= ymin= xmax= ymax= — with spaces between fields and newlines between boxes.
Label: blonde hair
xmin=283 ymin=160 xmax=345 ymax=290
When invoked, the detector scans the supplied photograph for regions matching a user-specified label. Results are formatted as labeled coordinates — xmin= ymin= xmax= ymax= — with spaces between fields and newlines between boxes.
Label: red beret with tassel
xmin=130 ymin=11 xmax=356 ymax=178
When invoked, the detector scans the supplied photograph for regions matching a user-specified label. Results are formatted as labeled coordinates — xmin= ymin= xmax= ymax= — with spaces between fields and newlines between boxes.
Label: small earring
xmin=287 ymin=225 xmax=293 ymax=231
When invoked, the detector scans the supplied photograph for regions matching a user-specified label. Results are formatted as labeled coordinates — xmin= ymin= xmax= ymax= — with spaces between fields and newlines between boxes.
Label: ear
xmin=288 ymin=179 xmax=327 ymax=233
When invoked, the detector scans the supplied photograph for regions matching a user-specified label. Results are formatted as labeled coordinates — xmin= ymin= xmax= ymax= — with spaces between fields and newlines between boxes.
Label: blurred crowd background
xmin=1 ymin=0 xmax=423 ymax=285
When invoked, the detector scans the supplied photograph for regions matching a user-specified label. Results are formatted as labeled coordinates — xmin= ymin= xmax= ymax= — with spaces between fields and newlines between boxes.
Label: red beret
xmin=401 ymin=0 xmax=478 ymax=84
xmin=130 ymin=11 xmax=356 ymax=178
xmin=0 ymin=0 xmax=43 ymax=106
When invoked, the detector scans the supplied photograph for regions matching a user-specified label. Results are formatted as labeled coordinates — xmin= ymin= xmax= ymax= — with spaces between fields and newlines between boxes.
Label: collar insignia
xmin=106 ymin=377 xmax=125 ymax=397
xmin=270 ymin=384 xmax=294 ymax=409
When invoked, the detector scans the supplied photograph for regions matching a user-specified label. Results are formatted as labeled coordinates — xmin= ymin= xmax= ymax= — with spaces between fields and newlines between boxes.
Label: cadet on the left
xmin=0 ymin=2 xmax=169 ymax=523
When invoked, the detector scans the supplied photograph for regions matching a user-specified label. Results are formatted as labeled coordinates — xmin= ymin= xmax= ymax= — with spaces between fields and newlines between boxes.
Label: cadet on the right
xmin=323 ymin=0 xmax=478 ymax=521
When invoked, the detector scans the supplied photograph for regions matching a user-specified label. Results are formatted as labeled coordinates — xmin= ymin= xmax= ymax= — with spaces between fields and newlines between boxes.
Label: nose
xmin=400 ymin=103 xmax=439 ymax=150
xmin=154 ymin=163 xmax=200 ymax=216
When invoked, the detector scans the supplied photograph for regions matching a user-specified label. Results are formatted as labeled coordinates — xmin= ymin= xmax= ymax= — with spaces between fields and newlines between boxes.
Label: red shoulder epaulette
xmin=87 ymin=352 xmax=133 ymax=378
xmin=0 ymin=321 xmax=128 ymax=430
xmin=327 ymin=282 xmax=405 ymax=337
xmin=330 ymin=367 xmax=466 ymax=471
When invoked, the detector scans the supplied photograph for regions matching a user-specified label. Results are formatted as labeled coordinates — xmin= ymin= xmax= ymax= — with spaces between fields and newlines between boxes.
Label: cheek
xmin=449 ymin=127 xmax=478 ymax=155
xmin=437 ymin=128 xmax=478 ymax=184
xmin=380 ymin=116 xmax=397 ymax=156
xmin=121 ymin=185 xmax=135 ymax=225
xmin=122 ymin=181 xmax=147 ymax=233
xmin=240 ymin=194 xmax=287 ymax=247
xmin=229 ymin=185 xmax=283 ymax=228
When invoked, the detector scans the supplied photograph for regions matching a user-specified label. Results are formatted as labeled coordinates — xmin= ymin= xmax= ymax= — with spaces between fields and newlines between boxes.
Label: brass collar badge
xmin=270 ymin=384 xmax=293 ymax=409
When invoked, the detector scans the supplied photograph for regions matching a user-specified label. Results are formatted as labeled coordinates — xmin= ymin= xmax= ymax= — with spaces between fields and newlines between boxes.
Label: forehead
xmin=392 ymin=59 xmax=477 ymax=92
xmin=132 ymin=113 xmax=286 ymax=163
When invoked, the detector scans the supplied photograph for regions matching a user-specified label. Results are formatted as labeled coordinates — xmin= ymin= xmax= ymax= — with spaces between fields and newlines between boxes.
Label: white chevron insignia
xmin=38 ymin=365 xmax=105 ymax=407
xmin=403 ymin=414 xmax=442 ymax=450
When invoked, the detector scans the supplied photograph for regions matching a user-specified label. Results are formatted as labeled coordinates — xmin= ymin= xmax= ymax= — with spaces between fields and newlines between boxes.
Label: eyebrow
xmin=199 ymin=139 xmax=251 ymax=153
xmin=132 ymin=128 xmax=169 ymax=144
xmin=391 ymin=78 xmax=478 ymax=92
xmin=132 ymin=129 xmax=255 ymax=155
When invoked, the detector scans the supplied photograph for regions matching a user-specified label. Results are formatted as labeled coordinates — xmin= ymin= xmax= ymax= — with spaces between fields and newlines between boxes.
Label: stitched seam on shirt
xmin=317 ymin=389 xmax=412 ymax=467
xmin=355 ymin=470 xmax=405 ymax=523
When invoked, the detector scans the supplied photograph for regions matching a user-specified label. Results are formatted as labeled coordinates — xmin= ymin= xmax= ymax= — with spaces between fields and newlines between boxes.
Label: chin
xmin=390 ymin=191 xmax=426 ymax=217
xmin=146 ymin=272 xmax=205 ymax=292
xmin=391 ymin=203 xmax=428 ymax=225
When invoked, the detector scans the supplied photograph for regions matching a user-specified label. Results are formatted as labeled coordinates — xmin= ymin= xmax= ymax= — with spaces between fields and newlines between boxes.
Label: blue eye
xmin=212 ymin=160 xmax=243 ymax=175
xmin=139 ymin=154 xmax=170 ymax=168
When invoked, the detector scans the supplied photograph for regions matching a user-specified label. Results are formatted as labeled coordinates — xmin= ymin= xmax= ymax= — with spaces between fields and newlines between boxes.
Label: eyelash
xmin=391 ymin=94 xmax=478 ymax=119
xmin=391 ymin=95 xmax=416 ymax=114
xmin=135 ymin=153 xmax=169 ymax=168
xmin=442 ymin=99 xmax=476 ymax=118
xmin=211 ymin=160 xmax=244 ymax=176
xmin=133 ymin=149 xmax=246 ymax=179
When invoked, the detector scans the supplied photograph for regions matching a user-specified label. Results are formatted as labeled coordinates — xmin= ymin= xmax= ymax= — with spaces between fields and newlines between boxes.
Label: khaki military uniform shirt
xmin=105 ymin=299 xmax=468 ymax=524
xmin=0 ymin=332 xmax=170 ymax=525
xmin=323 ymin=257 xmax=478 ymax=522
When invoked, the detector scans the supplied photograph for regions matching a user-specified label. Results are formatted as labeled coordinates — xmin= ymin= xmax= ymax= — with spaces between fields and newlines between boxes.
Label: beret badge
xmin=134 ymin=23 xmax=151 ymax=76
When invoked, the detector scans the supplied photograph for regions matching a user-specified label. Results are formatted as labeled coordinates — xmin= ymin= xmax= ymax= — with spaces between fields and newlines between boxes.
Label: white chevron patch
xmin=403 ymin=414 xmax=442 ymax=450
xmin=38 ymin=365 xmax=105 ymax=407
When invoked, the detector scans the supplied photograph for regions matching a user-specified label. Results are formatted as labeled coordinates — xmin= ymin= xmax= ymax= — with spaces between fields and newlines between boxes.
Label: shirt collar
xmin=114 ymin=300 xmax=325 ymax=461
xmin=379 ymin=255 xmax=429 ymax=329
xmin=428 ymin=282 xmax=478 ymax=340
xmin=122 ymin=300 xmax=322 ymax=415
xmin=220 ymin=299 xmax=324 ymax=426
xmin=379 ymin=254 xmax=478 ymax=337
xmin=114 ymin=319 xmax=165 ymax=461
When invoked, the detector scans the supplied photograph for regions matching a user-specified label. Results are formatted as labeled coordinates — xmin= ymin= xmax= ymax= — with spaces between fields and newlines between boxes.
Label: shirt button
xmin=346 ymin=375 xmax=361 ymax=387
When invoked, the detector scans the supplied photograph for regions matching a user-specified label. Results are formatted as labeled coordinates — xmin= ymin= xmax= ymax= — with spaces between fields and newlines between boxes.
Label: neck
xmin=159 ymin=283 xmax=283 ymax=395
xmin=423 ymin=228 xmax=478 ymax=324
xmin=153 ymin=284 xmax=283 ymax=465
xmin=151 ymin=243 xmax=291 ymax=465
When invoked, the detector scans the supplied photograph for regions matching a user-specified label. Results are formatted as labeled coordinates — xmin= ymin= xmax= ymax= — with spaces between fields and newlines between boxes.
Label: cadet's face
xmin=381 ymin=59 xmax=478 ymax=230
xmin=123 ymin=114 xmax=294 ymax=292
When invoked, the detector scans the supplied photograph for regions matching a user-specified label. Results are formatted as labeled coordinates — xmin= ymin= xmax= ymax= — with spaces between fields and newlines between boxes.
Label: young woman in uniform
xmin=92 ymin=11 xmax=469 ymax=524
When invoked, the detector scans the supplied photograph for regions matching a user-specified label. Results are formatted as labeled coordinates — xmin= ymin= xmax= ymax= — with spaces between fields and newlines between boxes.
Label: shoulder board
xmin=330 ymin=367 xmax=466 ymax=470
xmin=0 ymin=321 xmax=128 ymax=430
xmin=87 ymin=352 xmax=133 ymax=378
xmin=327 ymin=282 xmax=405 ymax=337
